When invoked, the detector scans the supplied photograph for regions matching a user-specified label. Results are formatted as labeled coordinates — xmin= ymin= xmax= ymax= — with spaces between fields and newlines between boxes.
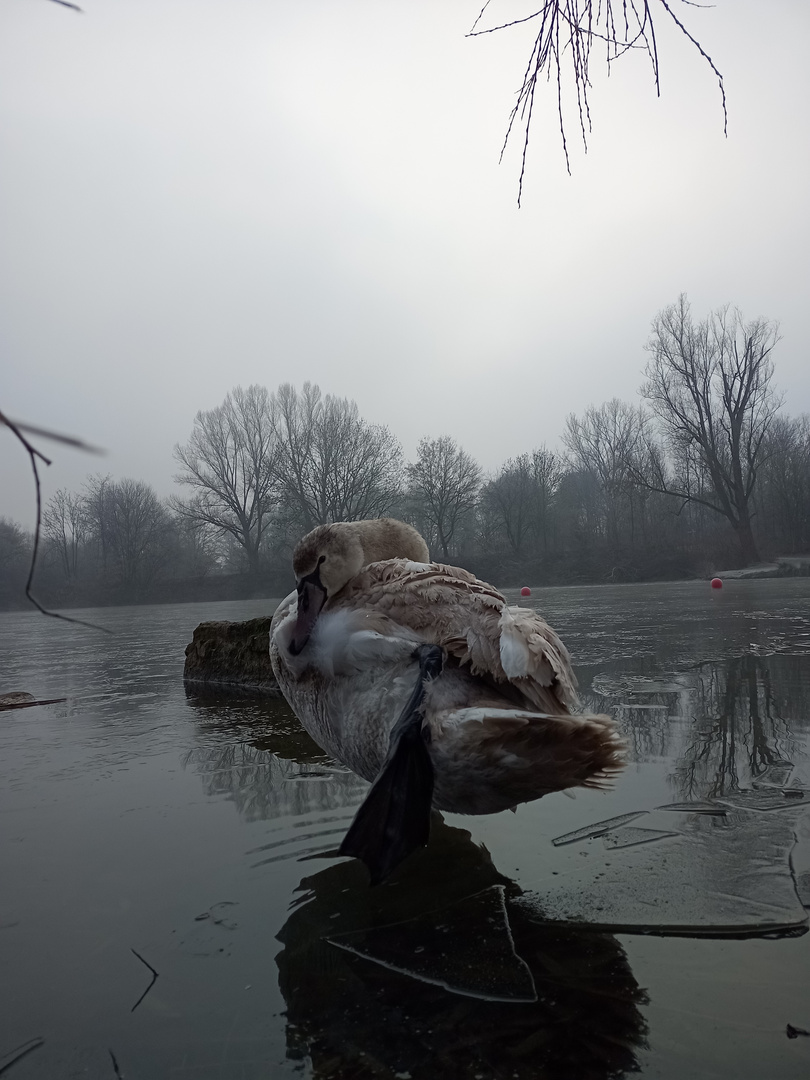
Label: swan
xmin=270 ymin=518 xmax=622 ymax=882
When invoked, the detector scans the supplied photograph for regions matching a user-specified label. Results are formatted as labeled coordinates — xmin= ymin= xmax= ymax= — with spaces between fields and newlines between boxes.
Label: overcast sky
xmin=2 ymin=0 xmax=809 ymax=529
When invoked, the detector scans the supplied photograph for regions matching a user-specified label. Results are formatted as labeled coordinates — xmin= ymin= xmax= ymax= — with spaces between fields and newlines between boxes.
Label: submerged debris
xmin=0 ymin=1037 xmax=44 ymax=1075
xmin=130 ymin=948 xmax=159 ymax=1013
xmin=0 ymin=692 xmax=66 ymax=711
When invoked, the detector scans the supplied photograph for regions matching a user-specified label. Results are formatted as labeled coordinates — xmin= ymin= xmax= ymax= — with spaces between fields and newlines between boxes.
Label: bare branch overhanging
xmin=469 ymin=1 xmax=726 ymax=203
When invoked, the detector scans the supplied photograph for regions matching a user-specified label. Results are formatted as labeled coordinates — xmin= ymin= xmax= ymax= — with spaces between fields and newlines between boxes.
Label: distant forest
xmin=2 ymin=297 xmax=809 ymax=612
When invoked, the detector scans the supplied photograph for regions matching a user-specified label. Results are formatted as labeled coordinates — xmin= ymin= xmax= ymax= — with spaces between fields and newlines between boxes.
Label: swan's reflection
xmin=276 ymin=819 xmax=648 ymax=1080
xmin=183 ymin=687 xmax=368 ymax=819
xmin=183 ymin=694 xmax=647 ymax=1077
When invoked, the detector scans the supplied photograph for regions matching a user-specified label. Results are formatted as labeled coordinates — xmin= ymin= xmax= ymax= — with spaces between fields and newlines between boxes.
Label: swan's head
xmin=287 ymin=519 xmax=429 ymax=655
xmin=288 ymin=524 xmax=365 ymax=655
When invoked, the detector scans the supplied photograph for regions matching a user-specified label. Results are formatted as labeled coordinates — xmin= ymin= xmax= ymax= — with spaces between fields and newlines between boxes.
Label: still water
xmin=1 ymin=580 xmax=810 ymax=1078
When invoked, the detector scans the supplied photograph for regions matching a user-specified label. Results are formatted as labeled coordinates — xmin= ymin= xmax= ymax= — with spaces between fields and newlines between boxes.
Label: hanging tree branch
xmin=1 ymin=410 xmax=109 ymax=631
xmin=468 ymin=1 xmax=726 ymax=203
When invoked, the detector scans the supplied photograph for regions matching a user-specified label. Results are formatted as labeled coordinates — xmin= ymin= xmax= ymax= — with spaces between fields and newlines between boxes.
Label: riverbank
xmin=713 ymin=555 xmax=810 ymax=580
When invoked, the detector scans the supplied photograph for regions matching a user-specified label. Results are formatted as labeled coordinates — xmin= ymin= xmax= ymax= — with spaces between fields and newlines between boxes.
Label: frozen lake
xmin=2 ymin=578 xmax=810 ymax=1078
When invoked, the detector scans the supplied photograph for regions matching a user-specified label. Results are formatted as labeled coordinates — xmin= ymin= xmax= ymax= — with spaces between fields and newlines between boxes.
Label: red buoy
xmin=711 ymin=577 xmax=723 ymax=589
xmin=520 ymin=586 xmax=531 ymax=597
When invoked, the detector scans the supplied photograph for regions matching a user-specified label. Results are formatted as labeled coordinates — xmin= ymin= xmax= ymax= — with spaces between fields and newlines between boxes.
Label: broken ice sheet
xmin=797 ymin=871 xmax=810 ymax=909
xmin=655 ymin=801 xmax=728 ymax=815
xmin=601 ymin=827 xmax=679 ymax=849
xmin=752 ymin=764 xmax=795 ymax=789
xmin=716 ymin=790 xmax=810 ymax=812
xmin=552 ymin=811 xmax=648 ymax=846
xmin=328 ymin=885 xmax=537 ymax=1002
xmin=518 ymin=804 xmax=810 ymax=936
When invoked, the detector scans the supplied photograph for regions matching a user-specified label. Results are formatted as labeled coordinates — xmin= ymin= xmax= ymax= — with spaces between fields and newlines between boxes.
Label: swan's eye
xmin=318 ymin=555 xmax=326 ymax=565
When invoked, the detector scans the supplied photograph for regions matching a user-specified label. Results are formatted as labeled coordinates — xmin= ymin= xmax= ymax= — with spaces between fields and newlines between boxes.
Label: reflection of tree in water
xmin=182 ymin=687 xmax=368 ymax=822
xmin=675 ymin=655 xmax=806 ymax=801
xmin=586 ymin=655 xmax=810 ymax=801
xmin=584 ymin=677 xmax=688 ymax=764
xmin=277 ymin=818 xmax=647 ymax=1080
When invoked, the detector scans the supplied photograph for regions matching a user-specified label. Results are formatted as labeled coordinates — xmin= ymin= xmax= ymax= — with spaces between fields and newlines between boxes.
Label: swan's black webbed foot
xmin=339 ymin=644 xmax=444 ymax=885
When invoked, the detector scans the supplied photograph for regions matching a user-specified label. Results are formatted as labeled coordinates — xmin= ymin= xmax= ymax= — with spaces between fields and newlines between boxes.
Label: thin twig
xmin=130 ymin=947 xmax=159 ymax=979
xmin=0 ymin=410 xmax=111 ymax=633
xmin=658 ymin=0 xmax=727 ymax=133
xmin=471 ymin=1 xmax=726 ymax=199
xmin=5 ymin=419 xmax=104 ymax=455
xmin=0 ymin=1038 xmax=45 ymax=1076
xmin=0 ymin=697 xmax=67 ymax=711
xmin=108 ymin=1049 xmax=124 ymax=1079
xmin=130 ymin=948 xmax=159 ymax=1012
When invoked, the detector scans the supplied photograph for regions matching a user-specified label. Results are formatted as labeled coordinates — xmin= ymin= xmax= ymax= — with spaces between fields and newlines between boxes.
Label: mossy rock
xmin=183 ymin=617 xmax=279 ymax=691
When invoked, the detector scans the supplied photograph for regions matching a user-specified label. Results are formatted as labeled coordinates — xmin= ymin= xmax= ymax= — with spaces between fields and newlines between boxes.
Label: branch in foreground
xmin=0 ymin=410 xmax=110 ymax=632
xmin=469 ymin=1 xmax=726 ymax=202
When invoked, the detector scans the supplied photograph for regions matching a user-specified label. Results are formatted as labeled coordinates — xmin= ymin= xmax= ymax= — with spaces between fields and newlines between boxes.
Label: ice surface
xmin=548 ymin=653 xmax=810 ymax=936
xmin=752 ymin=764 xmax=796 ymax=789
xmin=517 ymin=802 xmax=810 ymax=936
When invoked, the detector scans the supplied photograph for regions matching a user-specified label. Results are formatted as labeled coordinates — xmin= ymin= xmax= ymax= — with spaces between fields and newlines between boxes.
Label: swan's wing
xmin=336 ymin=561 xmax=579 ymax=713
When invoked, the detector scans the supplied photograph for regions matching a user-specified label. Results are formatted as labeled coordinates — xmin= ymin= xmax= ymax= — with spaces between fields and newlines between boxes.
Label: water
xmin=1 ymin=581 xmax=810 ymax=1078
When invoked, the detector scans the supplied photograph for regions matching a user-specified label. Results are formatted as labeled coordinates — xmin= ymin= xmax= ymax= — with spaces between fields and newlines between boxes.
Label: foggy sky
xmin=2 ymin=0 xmax=809 ymax=530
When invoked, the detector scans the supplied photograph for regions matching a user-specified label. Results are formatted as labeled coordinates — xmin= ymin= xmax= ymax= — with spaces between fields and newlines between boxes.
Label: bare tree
xmin=0 ymin=519 xmax=30 ymax=607
xmin=272 ymin=383 xmax=403 ymax=531
xmin=406 ymin=436 xmax=481 ymax=560
xmin=470 ymin=1 xmax=725 ymax=199
xmin=83 ymin=473 xmax=114 ymax=575
xmin=79 ymin=476 xmax=172 ymax=593
xmin=42 ymin=488 xmax=86 ymax=585
xmin=482 ymin=457 xmax=538 ymax=557
xmin=641 ymin=295 xmax=781 ymax=565
xmin=563 ymin=400 xmax=650 ymax=548
xmin=172 ymin=385 xmax=277 ymax=575
xmin=168 ymin=516 xmax=223 ymax=580
xmin=103 ymin=479 xmax=172 ymax=591
xmin=529 ymin=446 xmax=564 ymax=556
xmin=482 ymin=447 xmax=563 ymax=557
xmin=756 ymin=414 xmax=810 ymax=554
xmin=0 ymin=519 xmax=29 ymax=572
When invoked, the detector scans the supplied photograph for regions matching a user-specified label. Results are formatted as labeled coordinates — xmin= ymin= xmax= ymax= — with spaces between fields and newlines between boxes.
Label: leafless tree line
xmin=1 ymin=296 xmax=806 ymax=608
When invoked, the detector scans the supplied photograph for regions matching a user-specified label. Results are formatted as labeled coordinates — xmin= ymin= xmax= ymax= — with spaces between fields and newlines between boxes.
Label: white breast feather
xmin=498 ymin=607 xmax=531 ymax=679
xmin=310 ymin=610 xmax=418 ymax=677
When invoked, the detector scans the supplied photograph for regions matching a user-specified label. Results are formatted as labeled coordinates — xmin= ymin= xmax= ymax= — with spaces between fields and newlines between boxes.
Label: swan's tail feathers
xmin=479 ymin=710 xmax=625 ymax=799
xmin=430 ymin=708 xmax=624 ymax=815
xmin=339 ymin=644 xmax=441 ymax=885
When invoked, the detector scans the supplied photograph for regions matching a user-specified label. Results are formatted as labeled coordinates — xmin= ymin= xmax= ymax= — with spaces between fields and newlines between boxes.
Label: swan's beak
xmin=289 ymin=576 xmax=326 ymax=655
